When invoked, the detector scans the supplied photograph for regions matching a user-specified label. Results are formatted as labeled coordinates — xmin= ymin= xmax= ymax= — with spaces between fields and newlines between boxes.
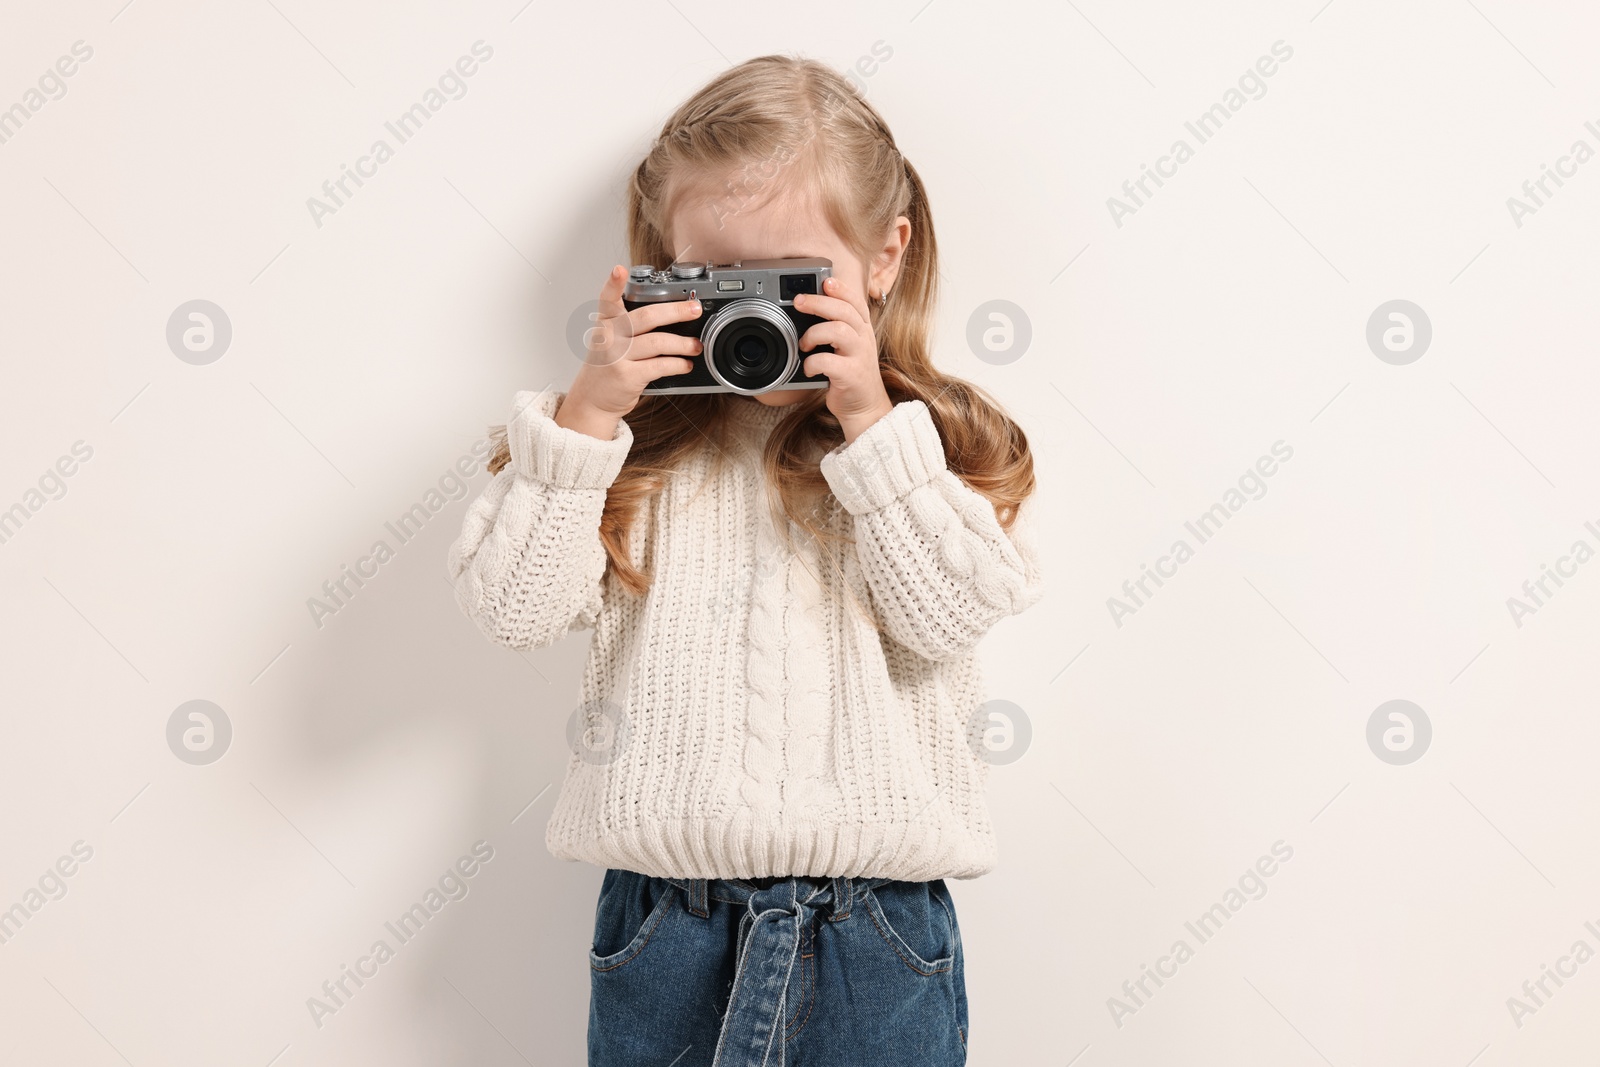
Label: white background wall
xmin=3 ymin=0 xmax=1598 ymax=1063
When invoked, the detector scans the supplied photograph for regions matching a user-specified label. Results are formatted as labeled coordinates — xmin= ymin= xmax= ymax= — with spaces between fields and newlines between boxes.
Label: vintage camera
xmin=623 ymin=258 xmax=834 ymax=394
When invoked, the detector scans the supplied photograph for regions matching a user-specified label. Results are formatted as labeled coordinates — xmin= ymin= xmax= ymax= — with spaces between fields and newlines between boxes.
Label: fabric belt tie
xmin=702 ymin=876 xmax=848 ymax=1067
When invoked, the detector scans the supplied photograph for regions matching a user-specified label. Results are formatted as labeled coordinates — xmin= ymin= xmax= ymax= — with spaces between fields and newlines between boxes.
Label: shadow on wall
xmin=277 ymin=156 xmax=637 ymax=1065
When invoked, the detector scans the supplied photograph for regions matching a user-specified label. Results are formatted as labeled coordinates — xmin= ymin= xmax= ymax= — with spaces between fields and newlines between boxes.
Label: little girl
xmin=448 ymin=54 xmax=1044 ymax=1067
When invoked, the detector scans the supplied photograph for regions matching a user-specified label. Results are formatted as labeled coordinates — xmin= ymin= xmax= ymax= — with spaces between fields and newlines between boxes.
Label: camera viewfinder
xmin=778 ymin=274 xmax=816 ymax=302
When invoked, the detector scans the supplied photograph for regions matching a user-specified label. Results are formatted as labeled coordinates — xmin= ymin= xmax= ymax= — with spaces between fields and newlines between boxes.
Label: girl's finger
xmin=626 ymin=296 xmax=703 ymax=337
xmin=636 ymin=355 xmax=698 ymax=382
xmin=823 ymin=274 xmax=874 ymax=324
xmin=792 ymin=288 xmax=864 ymax=330
xmin=800 ymin=350 xmax=842 ymax=381
xmin=798 ymin=320 xmax=857 ymax=353
xmin=624 ymin=331 xmax=703 ymax=361
xmin=595 ymin=265 xmax=629 ymax=317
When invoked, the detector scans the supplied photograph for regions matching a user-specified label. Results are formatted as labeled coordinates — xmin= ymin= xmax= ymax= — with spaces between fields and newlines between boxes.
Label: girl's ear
xmin=869 ymin=214 xmax=913 ymax=298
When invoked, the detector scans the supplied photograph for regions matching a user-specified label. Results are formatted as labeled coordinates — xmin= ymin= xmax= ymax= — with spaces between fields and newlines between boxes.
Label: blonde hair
xmin=486 ymin=54 xmax=1035 ymax=607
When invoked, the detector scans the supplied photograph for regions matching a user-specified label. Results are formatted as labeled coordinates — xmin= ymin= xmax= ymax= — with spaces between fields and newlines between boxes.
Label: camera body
xmin=623 ymin=258 xmax=833 ymax=395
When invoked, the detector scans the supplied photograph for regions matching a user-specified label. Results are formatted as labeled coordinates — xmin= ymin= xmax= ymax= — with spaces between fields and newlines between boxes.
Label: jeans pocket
xmin=860 ymin=879 xmax=957 ymax=975
xmin=589 ymin=868 xmax=677 ymax=971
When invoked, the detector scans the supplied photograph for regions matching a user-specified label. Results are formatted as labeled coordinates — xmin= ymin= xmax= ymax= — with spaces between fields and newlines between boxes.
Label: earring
xmin=873 ymin=288 xmax=888 ymax=309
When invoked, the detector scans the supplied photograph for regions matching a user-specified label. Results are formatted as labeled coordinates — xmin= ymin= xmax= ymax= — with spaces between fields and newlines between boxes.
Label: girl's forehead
xmin=666 ymin=180 xmax=845 ymax=262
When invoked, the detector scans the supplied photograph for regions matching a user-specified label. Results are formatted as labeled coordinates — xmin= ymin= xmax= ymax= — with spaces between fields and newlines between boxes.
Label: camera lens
xmin=733 ymin=332 xmax=772 ymax=370
xmin=716 ymin=321 xmax=783 ymax=388
xmin=701 ymin=300 xmax=799 ymax=394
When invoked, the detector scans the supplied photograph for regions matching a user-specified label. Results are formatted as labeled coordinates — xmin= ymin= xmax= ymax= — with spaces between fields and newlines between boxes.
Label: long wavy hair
xmin=485 ymin=54 xmax=1035 ymax=606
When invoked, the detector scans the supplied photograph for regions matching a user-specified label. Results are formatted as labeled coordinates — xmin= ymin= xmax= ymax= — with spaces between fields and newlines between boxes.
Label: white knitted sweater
xmin=447 ymin=387 xmax=1045 ymax=881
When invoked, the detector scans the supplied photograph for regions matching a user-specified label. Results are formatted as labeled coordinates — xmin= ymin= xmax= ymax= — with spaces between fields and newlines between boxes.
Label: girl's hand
xmin=558 ymin=265 xmax=705 ymax=437
xmin=794 ymin=276 xmax=894 ymax=445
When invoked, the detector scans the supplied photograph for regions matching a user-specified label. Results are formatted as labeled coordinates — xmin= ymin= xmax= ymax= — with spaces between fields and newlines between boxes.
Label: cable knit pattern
xmin=447 ymin=389 xmax=1046 ymax=881
xmin=820 ymin=399 xmax=1045 ymax=662
xmin=447 ymin=389 xmax=632 ymax=649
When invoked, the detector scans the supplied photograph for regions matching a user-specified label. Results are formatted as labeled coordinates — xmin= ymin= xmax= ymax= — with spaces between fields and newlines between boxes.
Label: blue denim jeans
xmin=587 ymin=868 xmax=968 ymax=1066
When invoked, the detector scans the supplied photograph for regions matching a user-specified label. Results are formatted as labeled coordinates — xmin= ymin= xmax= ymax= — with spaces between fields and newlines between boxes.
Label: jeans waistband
xmin=663 ymin=874 xmax=895 ymax=921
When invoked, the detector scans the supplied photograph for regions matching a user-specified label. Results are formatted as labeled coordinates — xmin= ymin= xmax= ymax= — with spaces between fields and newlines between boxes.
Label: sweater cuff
xmin=505 ymin=387 xmax=633 ymax=489
xmin=820 ymin=399 xmax=947 ymax=515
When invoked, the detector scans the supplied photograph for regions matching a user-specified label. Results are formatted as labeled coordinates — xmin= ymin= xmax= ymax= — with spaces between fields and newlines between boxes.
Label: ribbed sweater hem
xmin=507 ymin=387 xmax=632 ymax=489
xmin=545 ymin=816 xmax=997 ymax=882
xmin=820 ymin=398 xmax=946 ymax=515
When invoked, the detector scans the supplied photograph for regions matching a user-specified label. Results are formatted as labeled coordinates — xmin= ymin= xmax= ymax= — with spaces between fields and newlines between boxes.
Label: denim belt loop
xmin=828 ymin=875 xmax=852 ymax=922
xmin=685 ymin=877 xmax=710 ymax=918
